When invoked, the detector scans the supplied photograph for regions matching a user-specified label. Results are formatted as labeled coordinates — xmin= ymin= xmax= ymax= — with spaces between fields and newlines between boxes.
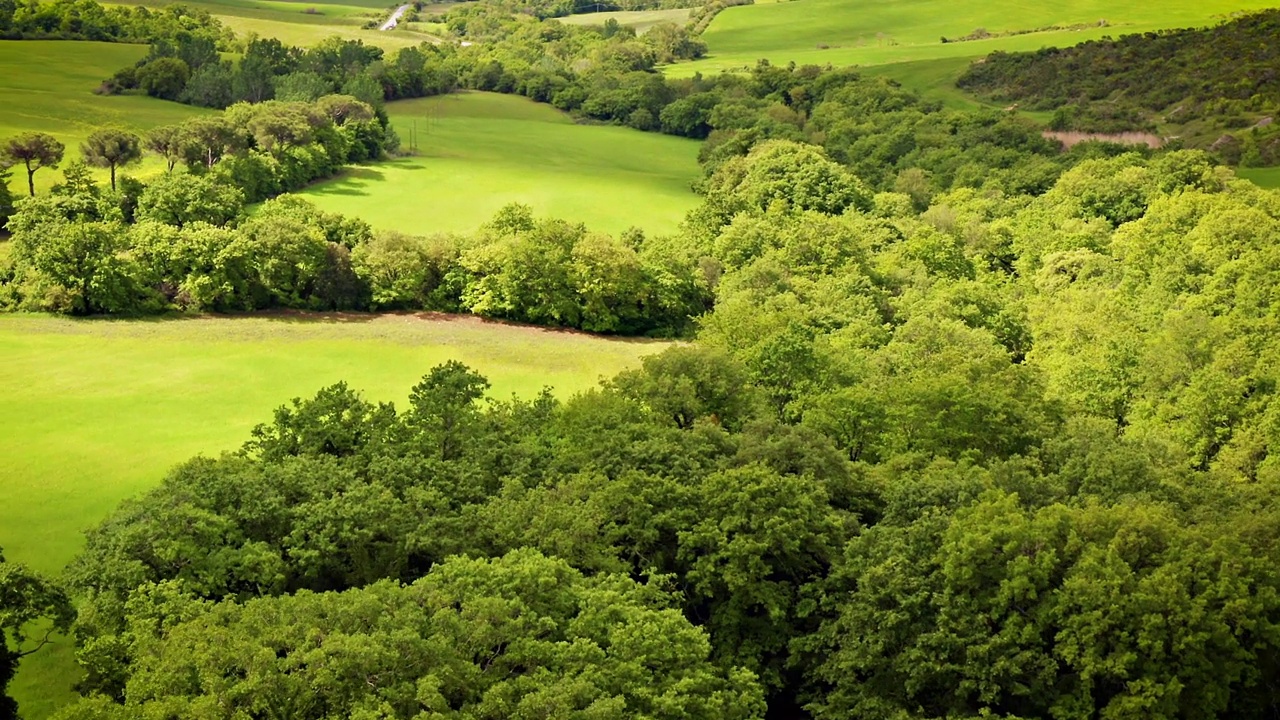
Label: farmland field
xmin=673 ymin=0 xmax=1280 ymax=76
xmin=1 ymin=312 xmax=666 ymax=716
xmin=298 ymin=91 xmax=703 ymax=236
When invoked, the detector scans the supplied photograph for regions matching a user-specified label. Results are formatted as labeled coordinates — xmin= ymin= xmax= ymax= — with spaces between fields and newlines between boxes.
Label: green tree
xmin=80 ymin=129 xmax=142 ymax=191
xmin=135 ymin=56 xmax=190 ymax=100
xmin=136 ymin=172 xmax=244 ymax=228
xmin=142 ymin=125 xmax=183 ymax=172
xmin=1 ymin=132 xmax=64 ymax=196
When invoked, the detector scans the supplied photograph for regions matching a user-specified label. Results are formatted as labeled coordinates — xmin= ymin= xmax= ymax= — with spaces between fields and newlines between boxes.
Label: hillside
xmin=957 ymin=10 xmax=1280 ymax=165
xmin=672 ymin=0 xmax=1280 ymax=75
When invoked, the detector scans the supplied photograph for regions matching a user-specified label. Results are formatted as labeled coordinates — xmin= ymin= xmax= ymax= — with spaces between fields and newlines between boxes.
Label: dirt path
xmin=379 ymin=4 xmax=411 ymax=31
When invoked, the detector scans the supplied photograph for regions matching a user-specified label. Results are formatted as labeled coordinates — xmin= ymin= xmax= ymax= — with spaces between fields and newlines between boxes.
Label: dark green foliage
xmin=958 ymin=10 xmax=1280 ymax=164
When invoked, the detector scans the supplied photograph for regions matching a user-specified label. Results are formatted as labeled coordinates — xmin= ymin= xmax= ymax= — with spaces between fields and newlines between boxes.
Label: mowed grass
xmin=672 ymin=0 xmax=1280 ymax=76
xmin=2 ymin=312 xmax=666 ymax=717
xmin=558 ymin=7 xmax=693 ymax=33
xmin=298 ymin=91 xmax=703 ymax=236
xmin=0 ymin=40 xmax=209 ymax=193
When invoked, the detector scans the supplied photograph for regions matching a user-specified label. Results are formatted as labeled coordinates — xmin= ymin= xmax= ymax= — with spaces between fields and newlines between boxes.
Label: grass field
xmin=559 ymin=7 xmax=693 ymax=32
xmin=1 ymin=311 xmax=666 ymax=717
xmin=672 ymin=0 xmax=1280 ymax=76
xmin=298 ymin=91 xmax=703 ymax=236
xmin=0 ymin=41 xmax=209 ymax=193
xmin=1239 ymin=167 xmax=1280 ymax=189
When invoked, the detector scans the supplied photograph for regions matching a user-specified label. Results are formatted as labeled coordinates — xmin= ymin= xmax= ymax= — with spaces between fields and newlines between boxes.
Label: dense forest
xmin=957 ymin=10 xmax=1280 ymax=165
xmin=8 ymin=145 xmax=1280 ymax=718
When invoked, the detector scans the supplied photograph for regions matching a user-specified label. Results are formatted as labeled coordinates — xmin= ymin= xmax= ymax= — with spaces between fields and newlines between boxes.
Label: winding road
xmin=379 ymin=4 xmax=411 ymax=31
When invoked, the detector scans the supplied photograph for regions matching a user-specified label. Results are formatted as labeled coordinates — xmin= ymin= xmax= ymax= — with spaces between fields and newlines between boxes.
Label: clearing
xmin=298 ymin=91 xmax=703 ymax=236
xmin=1 ymin=311 xmax=666 ymax=717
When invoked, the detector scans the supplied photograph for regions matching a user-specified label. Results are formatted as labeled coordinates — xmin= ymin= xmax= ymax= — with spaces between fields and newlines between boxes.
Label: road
xmin=379 ymin=4 xmax=411 ymax=31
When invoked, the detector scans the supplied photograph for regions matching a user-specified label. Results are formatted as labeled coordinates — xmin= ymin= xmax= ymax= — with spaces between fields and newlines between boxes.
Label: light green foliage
xmin=135 ymin=172 xmax=245 ymax=228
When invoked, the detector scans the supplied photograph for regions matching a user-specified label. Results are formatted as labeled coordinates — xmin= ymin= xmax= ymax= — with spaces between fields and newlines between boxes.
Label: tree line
xmin=957 ymin=9 xmax=1280 ymax=166
xmin=0 ymin=0 xmax=228 ymax=44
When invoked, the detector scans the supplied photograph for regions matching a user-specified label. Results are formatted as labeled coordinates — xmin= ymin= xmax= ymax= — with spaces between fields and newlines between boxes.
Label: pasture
xmin=0 ymin=41 xmax=208 ymax=193
xmin=673 ymin=0 xmax=1280 ymax=76
xmin=1 ymin=312 xmax=666 ymax=716
xmin=298 ymin=91 xmax=703 ymax=236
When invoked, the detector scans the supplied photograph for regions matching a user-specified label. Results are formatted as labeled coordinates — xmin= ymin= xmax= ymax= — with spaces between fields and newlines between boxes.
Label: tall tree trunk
xmin=110 ymin=164 xmax=116 ymax=191
xmin=24 ymin=161 xmax=33 ymax=197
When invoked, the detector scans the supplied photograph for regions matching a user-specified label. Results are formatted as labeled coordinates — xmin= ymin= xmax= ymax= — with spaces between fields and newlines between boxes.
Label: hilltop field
xmin=675 ymin=0 xmax=1280 ymax=76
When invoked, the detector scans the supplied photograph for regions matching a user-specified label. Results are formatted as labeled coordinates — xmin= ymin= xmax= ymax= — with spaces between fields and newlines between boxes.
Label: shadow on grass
xmin=65 ymin=309 xmax=677 ymax=343
xmin=302 ymin=166 xmax=388 ymax=196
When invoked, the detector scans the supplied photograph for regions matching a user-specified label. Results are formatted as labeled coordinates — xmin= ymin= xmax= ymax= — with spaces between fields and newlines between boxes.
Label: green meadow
xmin=298 ymin=91 xmax=703 ymax=236
xmin=1239 ymin=167 xmax=1280 ymax=189
xmin=1 ymin=312 xmax=665 ymax=716
xmin=673 ymin=0 xmax=1280 ymax=76
xmin=0 ymin=40 xmax=208 ymax=192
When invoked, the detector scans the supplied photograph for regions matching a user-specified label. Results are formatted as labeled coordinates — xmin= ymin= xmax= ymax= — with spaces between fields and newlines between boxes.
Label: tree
xmin=135 ymin=57 xmax=190 ymax=101
xmin=176 ymin=116 xmax=242 ymax=170
xmin=2 ymin=548 xmax=75 ymax=720
xmin=1 ymin=132 xmax=64 ymax=196
xmin=136 ymin=172 xmax=244 ymax=228
xmin=142 ymin=125 xmax=183 ymax=172
xmin=80 ymin=129 xmax=142 ymax=191
xmin=271 ymin=70 xmax=331 ymax=102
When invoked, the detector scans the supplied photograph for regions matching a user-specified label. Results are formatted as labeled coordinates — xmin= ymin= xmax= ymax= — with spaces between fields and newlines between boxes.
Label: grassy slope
xmin=3 ymin=312 xmax=666 ymax=717
xmin=298 ymin=91 xmax=703 ymax=236
xmin=671 ymin=0 xmax=1280 ymax=76
xmin=0 ymin=40 xmax=209 ymax=193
